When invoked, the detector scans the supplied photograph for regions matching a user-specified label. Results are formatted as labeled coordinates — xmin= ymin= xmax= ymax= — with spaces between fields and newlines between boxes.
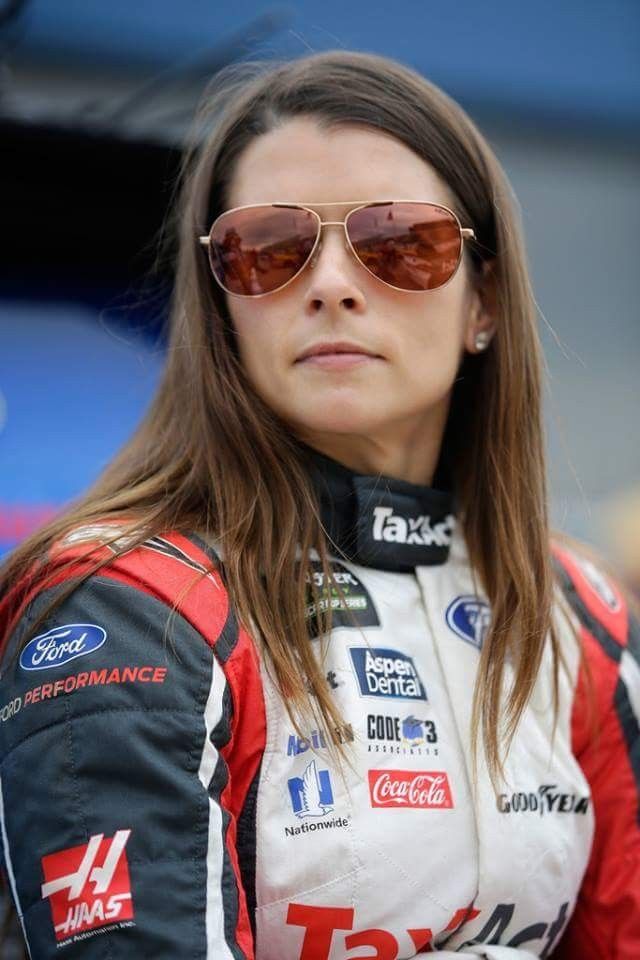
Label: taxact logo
xmin=350 ymin=647 xmax=427 ymax=700
xmin=372 ymin=506 xmax=455 ymax=547
xmin=368 ymin=769 xmax=453 ymax=809
xmin=20 ymin=624 xmax=106 ymax=671
xmin=41 ymin=830 xmax=134 ymax=942
xmin=286 ymin=901 xmax=568 ymax=959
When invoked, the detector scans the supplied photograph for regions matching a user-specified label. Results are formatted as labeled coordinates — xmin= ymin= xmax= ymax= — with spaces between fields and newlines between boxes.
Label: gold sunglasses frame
xmin=198 ymin=199 xmax=476 ymax=298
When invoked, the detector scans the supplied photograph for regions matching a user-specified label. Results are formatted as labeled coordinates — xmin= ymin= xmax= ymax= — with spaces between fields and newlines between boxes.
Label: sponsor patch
xmin=1 ymin=667 xmax=167 ymax=723
xmin=41 ymin=830 xmax=134 ymax=944
xmin=0 ymin=697 xmax=22 ymax=724
xmin=305 ymin=561 xmax=380 ymax=635
xmin=286 ymin=724 xmax=354 ymax=757
xmin=366 ymin=713 xmax=439 ymax=755
xmin=23 ymin=665 xmax=167 ymax=710
xmin=445 ymin=596 xmax=490 ymax=650
xmin=284 ymin=815 xmax=350 ymax=839
xmin=350 ymin=647 xmax=427 ymax=701
xmin=497 ymin=784 xmax=591 ymax=816
xmin=286 ymin=901 xmax=567 ymax=959
xmin=368 ymin=769 xmax=453 ymax=809
xmin=287 ymin=760 xmax=335 ymax=819
xmin=371 ymin=506 xmax=455 ymax=547
xmin=20 ymin=624 xmax=106 ymax=672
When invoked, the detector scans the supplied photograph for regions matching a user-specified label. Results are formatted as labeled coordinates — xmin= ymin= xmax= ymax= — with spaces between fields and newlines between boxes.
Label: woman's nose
xmin=304 ymin=226 xmax=367 ymax=312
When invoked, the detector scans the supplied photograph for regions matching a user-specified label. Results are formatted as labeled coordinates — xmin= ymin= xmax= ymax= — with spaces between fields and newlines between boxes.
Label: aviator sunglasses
xmin=198 ymin=200 xmax=476 ymax=298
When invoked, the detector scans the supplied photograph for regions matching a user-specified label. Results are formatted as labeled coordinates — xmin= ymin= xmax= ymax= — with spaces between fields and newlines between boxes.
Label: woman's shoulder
xmin=550 ymin=533 xmax=635 ymax=650
xmin=0 ymin=522 xmax=252 ymax=760
xmin=550 ymin=533 xmax=639 ymax=759
xmin=1 ymin=521 xmax=231 ymax=672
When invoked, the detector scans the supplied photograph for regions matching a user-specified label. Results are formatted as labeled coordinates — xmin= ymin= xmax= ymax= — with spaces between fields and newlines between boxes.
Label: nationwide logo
xmin=371 ymin=506 xmax=455 ymax=547
xmin=368 ymin=770 xmax=454 ymax=809
xmin=577 ymin=557 xmax=621 ymax=613
xmin=304 ymin=561 xmax=380 ymax=635
xmin=350 ymin=647 xmax=427 ymax=701
xmin=287 ymin=724 xmax=354 ymax=757
xmin=20 ymin=624 xmax=107 ymax=671
xmin=445 ymin=596 xmax=491 ymax=650
xmin=287 ymin=760 xmax=335 ymax=819
xmin=41 ymin=830 xmax=134 ymax=943
xmin=366 ymin=713 xmax=438 ymax=755
xmin=497 ymin=784 xmax=591 ymax=816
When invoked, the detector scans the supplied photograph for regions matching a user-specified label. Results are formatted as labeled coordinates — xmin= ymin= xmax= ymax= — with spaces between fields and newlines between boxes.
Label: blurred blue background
xmin=1 ymin=0 xmax=639 ymax=571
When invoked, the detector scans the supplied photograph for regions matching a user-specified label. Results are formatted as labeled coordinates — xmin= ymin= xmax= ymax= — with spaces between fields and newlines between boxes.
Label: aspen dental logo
xmin=371 ymin=506 xmax=455 ymax=547
xmin=350 ymin=647 xmax=427 ymax=701
xmin=41 ymin=830 xmax=134 ymax=944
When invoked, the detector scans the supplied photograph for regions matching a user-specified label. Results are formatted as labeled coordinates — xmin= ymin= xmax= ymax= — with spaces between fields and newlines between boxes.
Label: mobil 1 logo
xmin=305 ymin=561 xmax=380 ymax=637
xmin=349 ymin=648 xmax=427 ymax=701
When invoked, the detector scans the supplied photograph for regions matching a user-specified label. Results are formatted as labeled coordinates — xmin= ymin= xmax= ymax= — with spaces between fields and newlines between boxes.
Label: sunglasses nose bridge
xmin=309 ymin=220 xmax=353 ymax=268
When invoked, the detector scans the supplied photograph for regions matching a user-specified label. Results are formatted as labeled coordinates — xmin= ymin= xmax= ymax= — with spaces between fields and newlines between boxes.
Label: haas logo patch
xmin=41 ymin=830 xmax=134 ymax=942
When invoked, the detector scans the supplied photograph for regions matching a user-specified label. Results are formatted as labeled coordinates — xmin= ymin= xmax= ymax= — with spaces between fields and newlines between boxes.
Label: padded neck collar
xmin=302 ymin=444 xmax=456 ymax=572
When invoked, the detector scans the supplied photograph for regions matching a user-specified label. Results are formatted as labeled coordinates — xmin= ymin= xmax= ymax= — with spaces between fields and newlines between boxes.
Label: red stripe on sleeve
xmin=554 ymin=622 xmax=640 ymax=959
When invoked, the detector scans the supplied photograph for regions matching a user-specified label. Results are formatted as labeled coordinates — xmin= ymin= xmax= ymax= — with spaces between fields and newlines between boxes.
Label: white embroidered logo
xmin=371 ymin=507 xmax=455 ymax=547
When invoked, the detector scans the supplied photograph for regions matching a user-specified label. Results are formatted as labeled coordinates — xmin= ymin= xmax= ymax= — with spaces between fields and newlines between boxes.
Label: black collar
xmin=301 ymin=444 xmax=456 ymax=572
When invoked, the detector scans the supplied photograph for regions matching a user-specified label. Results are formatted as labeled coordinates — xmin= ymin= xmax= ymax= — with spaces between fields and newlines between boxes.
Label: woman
xmin=0 ymin=50 xmax=638 ymax=960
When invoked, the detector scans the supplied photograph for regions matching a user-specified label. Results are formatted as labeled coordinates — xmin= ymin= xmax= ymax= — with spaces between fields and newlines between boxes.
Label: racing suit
xmin=0 ymin=446 xmax=638 ymax=959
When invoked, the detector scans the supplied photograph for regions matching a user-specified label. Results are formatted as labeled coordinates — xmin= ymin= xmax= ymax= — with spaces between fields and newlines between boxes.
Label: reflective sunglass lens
xmin=208 ymin=206 xmax=318 ymax=296
xmin=347 ymin=202 xmax=462 ymax=291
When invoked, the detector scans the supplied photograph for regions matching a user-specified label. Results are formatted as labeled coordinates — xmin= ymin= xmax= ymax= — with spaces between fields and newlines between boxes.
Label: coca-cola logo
xmin=368 ymin=769 xmax=454 ymax=809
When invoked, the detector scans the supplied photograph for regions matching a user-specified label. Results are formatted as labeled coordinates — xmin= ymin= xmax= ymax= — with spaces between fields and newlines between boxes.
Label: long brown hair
xmin=1 ymin=49 xmax=569 ymax=786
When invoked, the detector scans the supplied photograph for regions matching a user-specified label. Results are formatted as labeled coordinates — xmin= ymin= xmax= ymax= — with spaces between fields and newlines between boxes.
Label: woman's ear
xmin=464 ymin=258 xmax=498 ymax=354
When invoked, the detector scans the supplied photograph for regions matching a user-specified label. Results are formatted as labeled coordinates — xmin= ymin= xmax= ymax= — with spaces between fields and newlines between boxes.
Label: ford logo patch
xmin=19 ymin=624 xmax=107 ymax=671
xmin=445 ymin=596 xmax=491 ymax=650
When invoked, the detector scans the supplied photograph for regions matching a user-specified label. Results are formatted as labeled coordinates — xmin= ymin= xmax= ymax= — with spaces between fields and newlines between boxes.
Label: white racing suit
xmin=0 ymin=446 xmax=638 ymax=958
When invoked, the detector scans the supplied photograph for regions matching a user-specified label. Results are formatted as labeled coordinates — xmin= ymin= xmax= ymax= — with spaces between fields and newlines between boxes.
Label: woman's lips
xmin=296 ymin=352 xmax=381 ymax=369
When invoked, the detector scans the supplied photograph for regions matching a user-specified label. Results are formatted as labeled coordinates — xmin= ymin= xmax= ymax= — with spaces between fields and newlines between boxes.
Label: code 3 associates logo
xmin=350 ymin=647 xmax=427 ymax=700
xmin=41 ymin=830 xmax=134 ymax=944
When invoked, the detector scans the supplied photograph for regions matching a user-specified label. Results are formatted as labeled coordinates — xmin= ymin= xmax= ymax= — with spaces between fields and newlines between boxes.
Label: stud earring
xmin=474 ymin=332 xmax=491 ymax=351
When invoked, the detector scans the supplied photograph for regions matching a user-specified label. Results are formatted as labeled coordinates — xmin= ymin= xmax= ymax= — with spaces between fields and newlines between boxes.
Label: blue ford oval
xmin=19 ymin=623 xmax=107 ymax=671
xmin=445 ymin=596 xmax=491 ymax=650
